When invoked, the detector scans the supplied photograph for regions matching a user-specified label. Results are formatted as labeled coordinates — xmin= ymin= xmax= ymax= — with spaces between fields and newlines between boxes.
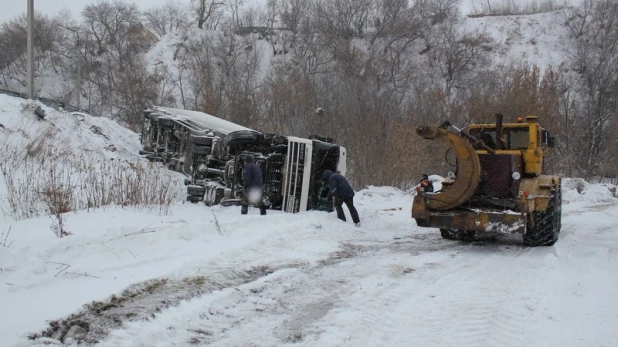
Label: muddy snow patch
xmin=28 ymin=265 xmax=281 ymax=345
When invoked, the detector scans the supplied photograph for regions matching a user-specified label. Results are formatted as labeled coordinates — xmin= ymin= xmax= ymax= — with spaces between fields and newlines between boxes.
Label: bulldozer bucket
xmin=414 ymin=126 xmax=481 ymax=210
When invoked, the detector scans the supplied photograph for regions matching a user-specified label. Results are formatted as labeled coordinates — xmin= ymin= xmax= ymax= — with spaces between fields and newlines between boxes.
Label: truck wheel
xmin=187 ymin=186 xmax=206 ymax=197
xmin=226 ymin=131 xmax=261 ymax=153
xmin=458 ymin=230 xmax=476 ymax=242
xmin=440 ymin=229 xmax=475 ymax=241
xmin=523 ymin=184 xmax=560 ymax=246
xmin=158 ymin=117 xmax=175 ymax=127
xmin=191 ymin=136 xmax=213 ymax=146
xmin=440 ymin=228 xmax=458 ymax=240
xmin=204 ymin=186 xmax=224 ymax=206
xmin=192 ymin=145 xmax=212 ymax=155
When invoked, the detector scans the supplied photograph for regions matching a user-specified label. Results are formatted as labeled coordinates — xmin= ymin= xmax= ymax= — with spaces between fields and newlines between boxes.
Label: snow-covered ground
xmin=1 ymin=180 xmax=617 ymax=347
xmin=0 ymin=95 xmax=617 ymax=347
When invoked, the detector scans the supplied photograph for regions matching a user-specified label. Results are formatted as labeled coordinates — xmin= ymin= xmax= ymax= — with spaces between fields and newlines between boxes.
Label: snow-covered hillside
xmin=0 ymin=95 xmax=184 ymax=221
xmin=464 ymin=10 xmax=570 ymax=70
xmin=1 ymin=93 xmax=617 ymax=346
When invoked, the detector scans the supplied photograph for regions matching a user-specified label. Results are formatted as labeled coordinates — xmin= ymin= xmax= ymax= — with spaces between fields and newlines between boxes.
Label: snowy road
xmin=98 ymin=204 xmax=617 ymax=347
xmin=10 ymin=185 xmax=615 ymax=347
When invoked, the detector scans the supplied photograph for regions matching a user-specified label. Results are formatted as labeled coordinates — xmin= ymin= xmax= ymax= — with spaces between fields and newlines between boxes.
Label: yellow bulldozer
xmin=412 ymin=114 xmax=561 ymax=246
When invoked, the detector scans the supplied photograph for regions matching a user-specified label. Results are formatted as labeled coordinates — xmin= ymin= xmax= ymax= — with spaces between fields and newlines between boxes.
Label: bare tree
xmin=564 ymin=0 xmax=618 ymax=179
xmin=314 ymin=0 xmax=374 ymax=38
xmin=80 ymin=0 xmax=159 ymax=126
xmin=239 ymin=4 xmax=264 ymax=27
xmin=191 ymin=0 xmax=225 ymax=30
xmin=423 ymin=14 xmax=493 ymax=104
xmin=225 ymin=0 xmax=245 ymax=30
xmin=143 ymin=0 xmax=189 ymax=37
xmin=415 ymin=0 xmax=460 ymax=25
xmin=0 ymin=14 xmax=65 ymax=88
xmin=279 ymin=0 xmax=311 ymax=35
xmin=371 ymin=0 xmax=410 ymax=39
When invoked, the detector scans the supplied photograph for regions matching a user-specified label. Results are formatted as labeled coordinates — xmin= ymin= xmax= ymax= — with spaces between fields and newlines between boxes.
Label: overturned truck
xmin=139 ymin=106 xmax=346 ymax=213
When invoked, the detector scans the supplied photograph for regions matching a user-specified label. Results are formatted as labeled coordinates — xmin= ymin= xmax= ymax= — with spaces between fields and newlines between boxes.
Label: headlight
xmin=512 ymin=172 xmax=521 ymax=180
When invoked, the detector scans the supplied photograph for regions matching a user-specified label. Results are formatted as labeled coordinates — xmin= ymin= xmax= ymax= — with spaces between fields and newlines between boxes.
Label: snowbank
xmin=562 ymin=178 xmax=617 ymax=205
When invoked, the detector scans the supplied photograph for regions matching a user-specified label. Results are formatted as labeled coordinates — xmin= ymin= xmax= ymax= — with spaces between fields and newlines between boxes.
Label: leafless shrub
xmin=416 ymin=0 xmax=460 ymax=25
xmin=0 ymin=138 xmax=183 ymax=221
xmin=468 ymin=0 xmax=569 ymax=16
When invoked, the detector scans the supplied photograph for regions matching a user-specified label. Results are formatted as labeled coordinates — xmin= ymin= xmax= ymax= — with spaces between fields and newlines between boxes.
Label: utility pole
xmin=27 ymin=0 xmax=35 ymax=99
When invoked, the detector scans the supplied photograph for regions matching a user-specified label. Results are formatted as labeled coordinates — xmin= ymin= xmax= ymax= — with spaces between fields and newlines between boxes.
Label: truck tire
xmin=226 ymin=131 xmax=261 ymax=153
xmin=192 ymin=145 xmax=212 ymax=155
xmin=523 ymin=184 xmax=560 ymax=247
xmin=204 ymin=186 xmax=224 ymax=206
xmin=440 ymin=228 xmax=458 ymax=240
xmin=158 ymin=117 xmax=175 ymax=127
xmin=187 ymin=186 xmax=206 ymax=197
xmin=440 ymin=229 xmax=475 ymax=241
xmin=191 ymin=136 xmax=213 ymax=146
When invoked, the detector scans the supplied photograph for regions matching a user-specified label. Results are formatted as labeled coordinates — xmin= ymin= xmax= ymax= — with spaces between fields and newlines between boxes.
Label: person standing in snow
xmin=322 ymin=169 xmax=361 ymax=226
xmin=241 ymin=156 xmax=267 ymax=215
xmin=420 ymin=174 xmax=433 ymax=192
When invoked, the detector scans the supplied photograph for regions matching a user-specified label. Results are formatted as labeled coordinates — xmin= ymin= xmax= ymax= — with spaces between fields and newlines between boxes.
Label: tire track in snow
xmin=336 ymin=244 xmax=550 ymax=347
xmin=27 ymin=213 xmax=361 ymax=345
xmin=183 ymin=235 xmax=465 ymax=346
xmin=426 ymin=249 xmax=540 ymax=347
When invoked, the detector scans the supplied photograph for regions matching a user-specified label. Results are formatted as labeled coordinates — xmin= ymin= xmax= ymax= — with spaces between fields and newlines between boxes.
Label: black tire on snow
xmin=440 ymin=228 xmax=458 ymax=240
xmin=187 ymin=195 xmax=203 ymax=203
xmin=440 ymin=229 xmax=475 ymax=241
xmin=459 ymin=230 xmax=476 ymax=241
xmin=187 ymin=186 xmax=206 ymax=197
xmin=523 ymin=183 xmax=561 ymax=247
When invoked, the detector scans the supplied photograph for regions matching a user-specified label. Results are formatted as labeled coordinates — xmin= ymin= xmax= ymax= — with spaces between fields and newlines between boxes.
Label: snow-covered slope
xmin=463 ymin=10 xmax=570 ymax=70
xmin=0 ymin=94 xmax=184 ymax=221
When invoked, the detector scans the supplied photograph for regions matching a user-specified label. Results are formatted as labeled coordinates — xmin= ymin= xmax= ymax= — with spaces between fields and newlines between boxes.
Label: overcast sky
xmin=0 ymin=0 xmax=176 ymax=24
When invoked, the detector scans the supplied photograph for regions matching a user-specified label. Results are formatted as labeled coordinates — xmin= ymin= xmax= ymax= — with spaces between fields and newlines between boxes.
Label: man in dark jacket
xmin=241 ymin=156 xmax=266 ymax=215
xmin=323 ymin=169 xmax=360 ymax=226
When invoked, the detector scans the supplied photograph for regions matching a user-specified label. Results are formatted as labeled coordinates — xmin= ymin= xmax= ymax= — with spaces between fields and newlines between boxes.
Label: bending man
xmin=322 ymin=170 xmax=360 ymax=226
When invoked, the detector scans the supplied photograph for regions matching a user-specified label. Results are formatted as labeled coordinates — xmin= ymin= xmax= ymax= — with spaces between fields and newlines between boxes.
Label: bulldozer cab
xmin=466 ymin=116 xmax=554 ymax=176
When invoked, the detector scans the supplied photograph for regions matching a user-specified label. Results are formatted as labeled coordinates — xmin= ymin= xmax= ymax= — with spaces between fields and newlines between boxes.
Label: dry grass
xmin=0 ymin=131 xmax=183 ymax=225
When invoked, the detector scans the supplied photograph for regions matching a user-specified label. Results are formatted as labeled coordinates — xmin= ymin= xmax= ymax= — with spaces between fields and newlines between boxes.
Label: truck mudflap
xmin=413 ymin=195 xmax=526 ymax=234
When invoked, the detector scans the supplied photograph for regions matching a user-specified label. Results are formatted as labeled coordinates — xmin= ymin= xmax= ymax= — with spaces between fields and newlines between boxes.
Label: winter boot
xmin=241 ymin=205 xmax=248 ymax=215
xmin=260 ymin=207 xmax=267 ymax=215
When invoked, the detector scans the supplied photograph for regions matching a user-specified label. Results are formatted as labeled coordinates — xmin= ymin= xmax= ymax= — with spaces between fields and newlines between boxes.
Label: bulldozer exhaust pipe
xmin=495 ymin=113 xmax=504 ymax=150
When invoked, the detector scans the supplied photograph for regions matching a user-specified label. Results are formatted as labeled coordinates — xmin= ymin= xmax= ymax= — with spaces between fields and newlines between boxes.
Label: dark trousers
xmin=241 ymin=189 xmax=266 ymax=215
xmin=334 ymin=196 xmax=360 ymax=223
